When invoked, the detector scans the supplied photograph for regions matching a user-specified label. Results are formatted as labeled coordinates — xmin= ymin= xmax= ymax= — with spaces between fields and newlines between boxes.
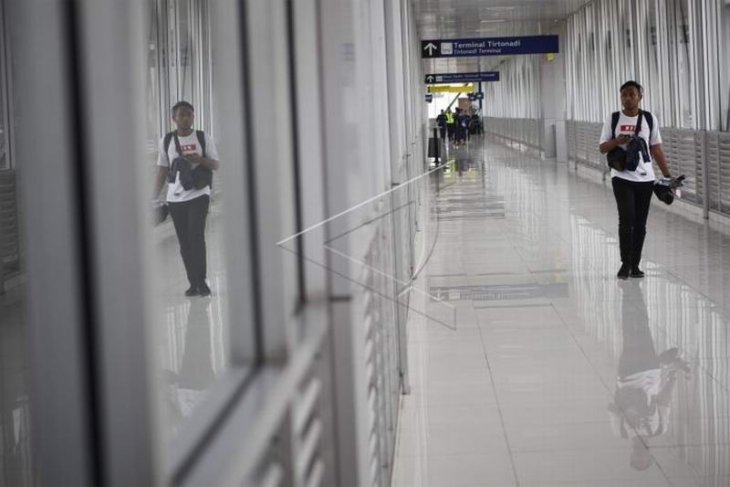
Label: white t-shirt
xmin=616 ymin=369 xmax=668 ymax=437
xmin=599 ymin=111 xmax=662 ymax=183
xmin=157 ymin=131 xmax=219 ymax=203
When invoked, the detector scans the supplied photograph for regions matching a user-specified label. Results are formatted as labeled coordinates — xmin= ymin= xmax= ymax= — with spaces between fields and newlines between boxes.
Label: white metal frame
xmin=9 ymin=0 xmax=97 ymax=483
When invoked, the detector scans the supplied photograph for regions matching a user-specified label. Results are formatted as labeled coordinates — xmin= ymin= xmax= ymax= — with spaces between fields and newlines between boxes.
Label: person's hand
xmin=616 ymin=134 xmax=631 ymax=145
xmin=187 ymin=153 xmax=203 ymax=163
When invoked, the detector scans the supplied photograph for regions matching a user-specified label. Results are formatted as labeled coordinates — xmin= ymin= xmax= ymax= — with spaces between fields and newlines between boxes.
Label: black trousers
xmin=618 ymin=283 xmax=658 ymax=378
xmin=612 ymin=177 xmax=654 ymax=267
xmin=169 ymin=195 xmax=209 ymax=287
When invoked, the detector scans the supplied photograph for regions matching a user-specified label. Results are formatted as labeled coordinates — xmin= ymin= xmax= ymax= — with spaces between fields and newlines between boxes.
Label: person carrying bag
xmin=152 ymin=101 xmax=220 ymax=296
xmin=598 ymin=81 xmax=672 ymax=280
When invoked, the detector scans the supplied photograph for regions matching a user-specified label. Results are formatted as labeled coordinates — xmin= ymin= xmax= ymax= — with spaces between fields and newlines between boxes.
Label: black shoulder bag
xmin=165 ymin=131 xmax=212 ymax=190
xmin=606 ymin=111 xmax=646 ymax=172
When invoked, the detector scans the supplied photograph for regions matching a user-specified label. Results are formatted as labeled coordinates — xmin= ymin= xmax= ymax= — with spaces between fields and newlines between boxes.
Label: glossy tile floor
xmin=151 ymin=197 xmax=231 ymax=442
xmin=393 ymin=139 xmax=730 ymax=487
xmin=0 ymin=197 xmax=233 ymax=478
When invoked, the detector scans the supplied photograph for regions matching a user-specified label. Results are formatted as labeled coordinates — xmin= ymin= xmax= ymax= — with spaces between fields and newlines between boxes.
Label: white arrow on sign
xmin=424 ymin=43 xmax=438 ymax=55
xmin=426 ymin=75 xmax=435 ymax=83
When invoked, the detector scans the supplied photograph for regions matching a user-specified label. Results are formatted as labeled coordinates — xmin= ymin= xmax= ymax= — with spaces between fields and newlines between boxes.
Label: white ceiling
xmin=413 ymin=0 xmax=591 ymax=73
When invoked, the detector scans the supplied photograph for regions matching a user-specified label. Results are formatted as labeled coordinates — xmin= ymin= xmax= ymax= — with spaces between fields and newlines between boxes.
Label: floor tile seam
xmin=474 ymin=315 xmax=524 ymax=487
xmin=546 ymin=299 xmax=699 ymax=487
xmin=662 ymin=268 xmax=730 ymax=318
xmin=553 ymin=307 xmax=671 ymax=472
xmin=405 ymin=322 xmax=434 ymax=480
xmin=447 ymin=145 xmax=723 ymax=483
xmin=637 ymin=315 xmax=730 ymax=393
xmin=651 ymin=452 xmax=702 ymax=487
xmin=645 ymin=441 xmax=730 ymax=449
xmin=571 ymin=171 xmax=730 ymax=315
xmin=545 ymin=302 xmax=704 ymax=482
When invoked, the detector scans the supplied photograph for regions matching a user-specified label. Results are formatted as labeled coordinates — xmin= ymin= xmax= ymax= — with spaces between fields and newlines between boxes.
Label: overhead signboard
xmin=421 ymin=35 xmax=559 ymax=58
xmin=424 ymin=72 xmax=499 ymax=84
xmin=427 ymin=85 xmax=475 ymax=93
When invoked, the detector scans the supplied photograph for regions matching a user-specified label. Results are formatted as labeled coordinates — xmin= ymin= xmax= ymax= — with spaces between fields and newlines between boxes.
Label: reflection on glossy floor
xmin=0 ymin=287 xmax=32 ymax=487
xmin=152 ymin=198 xmax=230 ymax=441
xmin=393 ymin=139 xmax=730 ymax=487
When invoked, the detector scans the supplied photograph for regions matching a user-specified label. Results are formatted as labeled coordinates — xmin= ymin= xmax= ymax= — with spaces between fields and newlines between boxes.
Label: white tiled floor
xmin=392 ymin=140 xmax=730 ymax=487
xmin=151 ymin=198 xmax=234 ymax=441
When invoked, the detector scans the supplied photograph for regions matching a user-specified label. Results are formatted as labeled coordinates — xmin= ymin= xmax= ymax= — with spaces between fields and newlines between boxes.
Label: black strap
xmin=172 ymin=132 xmax=184 ymax=158
xmin=634 ymin=111 xmax=644 ymax=136
xmin=643 ymin=111 xmax=654 ymax=133
xmin=163 ymin=132 xmax=174 ymax=166
xmin=196 ymin=130 xmax=206 ymax=158
xmin=611 ymin=111 xmax=620 ymax=138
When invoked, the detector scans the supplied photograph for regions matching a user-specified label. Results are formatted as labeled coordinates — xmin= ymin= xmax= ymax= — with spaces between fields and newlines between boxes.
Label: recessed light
xmin=480 ymin=19 xmax=506 ymax=23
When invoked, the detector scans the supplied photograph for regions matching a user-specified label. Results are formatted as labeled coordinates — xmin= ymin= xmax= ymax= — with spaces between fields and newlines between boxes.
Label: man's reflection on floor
xmin=608 ymin=280 xmax=690 ymax=470
xmin=162 ymin=298 xmax=214 ymax=435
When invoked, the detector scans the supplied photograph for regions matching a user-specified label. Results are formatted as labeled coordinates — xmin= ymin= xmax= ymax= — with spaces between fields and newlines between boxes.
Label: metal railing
xmin=0 ymin=169 xmax=19 ymax=293
xmin=567 ymin=121 xmax=730 ymax=218
xmin=483 ymin=117 xmax=541 ymax=153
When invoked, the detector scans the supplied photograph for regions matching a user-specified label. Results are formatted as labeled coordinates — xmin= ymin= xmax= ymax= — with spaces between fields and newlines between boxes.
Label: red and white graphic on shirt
xmin=180 ymin=143 xmax=197 ymax=155
xmin=619 ymin=124 xmax=636 ymax=132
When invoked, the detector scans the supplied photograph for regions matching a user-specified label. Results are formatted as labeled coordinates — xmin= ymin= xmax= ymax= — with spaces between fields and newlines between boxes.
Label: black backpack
xmin=163 ymin=130 xmax=212 ymax=190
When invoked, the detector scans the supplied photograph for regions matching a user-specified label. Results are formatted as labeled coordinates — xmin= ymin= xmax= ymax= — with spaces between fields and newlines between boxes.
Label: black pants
xmin=439 ymin=126 xmax=446 ymax=139
xmin=612 ymin=177 xmax=654 ymax=267
xmin=618 ymin=282 xmax=658 ymax=378
xmin=169 ymin=195 xmax=209 ymax=287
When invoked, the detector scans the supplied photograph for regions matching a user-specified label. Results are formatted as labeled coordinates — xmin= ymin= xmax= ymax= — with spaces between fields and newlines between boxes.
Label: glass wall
xmin=0 ymin=0 xmax=9 ymax=171
xmin=145 ymin=0 xmax=258 ymax=459
xmin=0 ymin=0 xmax=32 ymax=485
xmin=146 ymin=0 xmax=213 ymax=164
xmin=720 ymin=0 xmax=730 ymax=131
xmin=565 ymin=0 xmax=727 ymax=131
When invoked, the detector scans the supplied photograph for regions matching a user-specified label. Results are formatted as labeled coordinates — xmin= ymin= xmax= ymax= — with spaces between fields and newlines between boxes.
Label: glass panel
xmin=673 ymin=0 xmax=692 ymax=127
xmin=146 ymin=0 xmax=162 ymax=165
xmin=0 ymin=5 xmax=32 ymax=484
xmin=146 ymin=0 xmax=252 ymax=445
xmin=176 ymin=0 xmax=196 ymax=104
xmin=724 ymin=3 xmax=730 ymax=131
xmin=0 ymin=8 xmax=7 ymax=171
xmin=0 ymin=184 xmax=31 ymax=487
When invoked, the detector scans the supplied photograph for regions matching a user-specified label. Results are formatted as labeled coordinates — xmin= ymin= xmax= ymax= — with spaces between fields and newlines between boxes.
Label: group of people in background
xmin=436 ymin=107 xmax=480 ymax=147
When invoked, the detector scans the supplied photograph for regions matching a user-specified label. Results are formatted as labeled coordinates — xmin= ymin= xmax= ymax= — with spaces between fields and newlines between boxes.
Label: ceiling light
xmin=480 ymin=19 xmax=506 ymax=23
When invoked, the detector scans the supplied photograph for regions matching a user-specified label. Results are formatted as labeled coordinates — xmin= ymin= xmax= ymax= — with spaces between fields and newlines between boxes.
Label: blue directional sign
xmin=421 ymin=35 xmax=559 ymax=58
xmin=424 ymin=72 xmax=499 ymax=84
xmin=425 ymin=93 xmax=433 ymax=103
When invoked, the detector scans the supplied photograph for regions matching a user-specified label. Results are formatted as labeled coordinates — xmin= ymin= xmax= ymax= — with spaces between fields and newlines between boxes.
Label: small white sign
xmin=441 ymin=42 xmax=453 ymax=55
